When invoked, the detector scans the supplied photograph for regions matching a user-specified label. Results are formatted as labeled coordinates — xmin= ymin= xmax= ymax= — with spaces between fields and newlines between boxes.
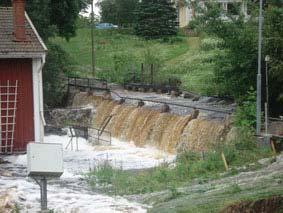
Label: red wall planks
xmin=0 ymin=59 xmax=34 ymax=152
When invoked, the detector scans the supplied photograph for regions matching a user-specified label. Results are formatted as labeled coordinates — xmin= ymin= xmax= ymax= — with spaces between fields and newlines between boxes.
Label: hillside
xmin=51 ymin=28 xmax=191 ymax=76
xmin=52 ymin=29 xmax=225 ymax=95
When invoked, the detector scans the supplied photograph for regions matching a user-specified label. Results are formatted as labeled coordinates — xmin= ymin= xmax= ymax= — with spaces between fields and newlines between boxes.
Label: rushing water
xmin=92 ymin=99 xmax=228 ymax=153
xmin=0 ymin=135 xmax=175 ymax=212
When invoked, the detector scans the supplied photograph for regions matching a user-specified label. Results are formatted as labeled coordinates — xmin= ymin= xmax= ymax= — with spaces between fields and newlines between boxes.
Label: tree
xmin=135 ymin=0 xmax=178 ymax=39
xmin=191 ymin=0 xmax=283 ymax=116
xmin=97 ymin=0 xmax=139 ymax=27
xmin=1 ymin=0 xmax=90 ymax=41
xmin=264 ymin=3 xmax=283 ymax=116
xmin=98 ymin=0 xmax=117 ymax=25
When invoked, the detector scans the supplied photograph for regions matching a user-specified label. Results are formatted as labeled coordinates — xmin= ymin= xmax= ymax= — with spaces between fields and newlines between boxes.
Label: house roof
xmin=0 ymin=7 xmax=47 ymax=59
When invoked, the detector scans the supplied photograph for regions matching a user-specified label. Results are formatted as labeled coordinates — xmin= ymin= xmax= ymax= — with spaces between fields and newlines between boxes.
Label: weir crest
xmin=73 ymin=93 xmax=230 ymax=154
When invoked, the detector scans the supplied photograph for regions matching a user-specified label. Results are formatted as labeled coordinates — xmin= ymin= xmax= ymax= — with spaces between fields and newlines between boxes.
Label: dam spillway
xmin=72 ymin=92 xmax=231 ymax=153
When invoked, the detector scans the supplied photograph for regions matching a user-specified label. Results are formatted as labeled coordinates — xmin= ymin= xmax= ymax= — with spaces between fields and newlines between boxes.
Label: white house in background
xmin=177 ymin=0 xmax=248 ymax=27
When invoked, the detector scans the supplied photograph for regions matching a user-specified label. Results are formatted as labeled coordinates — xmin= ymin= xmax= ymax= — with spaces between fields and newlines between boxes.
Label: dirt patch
xmin=221 ymin=196 xmax=283 ymax=213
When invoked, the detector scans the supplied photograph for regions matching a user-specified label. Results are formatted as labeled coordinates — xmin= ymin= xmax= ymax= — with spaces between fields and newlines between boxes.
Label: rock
xmin=192 ymin=96 xmax=200 ymax=101
xmin=160 ymin=104 xmax=170 ymax=113
xmin=191 ymin=109 xmax=199 ymax=119
xmin=217 ymin=100 xmax=226 ymax=104
xmin=276 ymin=154 xmax=283 ymax=163
xmin=205 ymin=97 xmax=220 ymax=103
xmin=183 ymin=92 xmax=195 ymax=99
xmin=46 ymin=107 xmax=93 ymax=128
xmin=18 ymin=195 xmax=26 ymax=201
xmin=170 ymin=91 xmax=178 ymax=97
xmin=118 ymin=98 xmax=125 ymax=105
xmin=137 ymin=100 xmax=145 ymax=107
xmin=102 ymin=91 xmax=112 ymax=100
xmin=0 ymin=158 xmax=9 ymax=164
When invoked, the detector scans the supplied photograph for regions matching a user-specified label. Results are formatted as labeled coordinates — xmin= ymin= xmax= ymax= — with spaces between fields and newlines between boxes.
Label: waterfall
xmin=73 ymin=93 xmax=229 ymax=153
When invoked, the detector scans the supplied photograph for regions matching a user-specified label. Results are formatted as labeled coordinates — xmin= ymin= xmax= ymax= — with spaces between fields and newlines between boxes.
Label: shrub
xmin=43 ymin=42 xmax=73 ymax=107
xmin=233 ymin=88 xmax=256 ymax=129
xmin=187 ymin=19 xmax=200 ymax=30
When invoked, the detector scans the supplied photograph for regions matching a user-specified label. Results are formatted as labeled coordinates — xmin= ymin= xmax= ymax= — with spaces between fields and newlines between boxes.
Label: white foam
xmin=0 ymin=134 xmax=175 ymax=212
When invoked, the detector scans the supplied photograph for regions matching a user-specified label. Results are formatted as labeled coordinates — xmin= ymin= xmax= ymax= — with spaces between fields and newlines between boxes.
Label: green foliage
xmin=227 ymin=183 xmax=242 ymax=194
xmin=264 ymin=6 xmax=283 ymax=116
xmin=178 ymin=40 xmax=225 ymax=95
xmin=234 ymin=89 xmax=257 ymax=129
xmin=25 ymin=0 xmax=89 ymax=41
xmin=49 ymin=0 xmax=83 ymax=41
xmin=43 ymin=43 xmax=73 ymax=107
xmin=187 ymin=19 xmax=200 ymax=31
xmin=76 ymin=15 xmax=94 ymax=28
xmin=25 ymin=0 xmax=56 ymax=40
xmin=52 ymin=29 xmax=190 ymax=81
xmin=135 ymin=0 xmax=178 ymax=39
xmin=190 ymin=1 xmax=283 ymax=116
xmin=98 ymin=0 xmax=139 ymax=27
xmin=111 ymin=51 xmax=137 ymax=83
xmin=200 ymin=37 xmax=223 ymax=51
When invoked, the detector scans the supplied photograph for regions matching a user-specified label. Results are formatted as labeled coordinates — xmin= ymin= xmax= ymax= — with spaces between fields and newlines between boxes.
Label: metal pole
xmin=41 ymin=176 xmax=47 ymax=211
xmin=264 ymin=102 xmax=268 ymax=134
xmin=141 ymin=63 xmax=144 ymax=83
xmin=256 ymin=0 xmax=263 ymax=136
xmin=265 ymin=56 xmax=270 ymax=134
xmin=91 ymin=0 xmax=96 ymax=77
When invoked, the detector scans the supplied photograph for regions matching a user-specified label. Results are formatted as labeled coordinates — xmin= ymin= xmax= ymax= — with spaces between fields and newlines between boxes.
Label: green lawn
xmin=52 ymin=28 xmax=223 ymax=95
xmin=51 ymin=28 xmax=192 ymax=78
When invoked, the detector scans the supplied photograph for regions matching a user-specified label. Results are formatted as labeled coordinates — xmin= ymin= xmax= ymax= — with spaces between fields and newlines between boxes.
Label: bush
xmin=187 ymin=19 xmax=200 ymax=30
xmin=180 ymin=47 xmax=226 ymax=95
xmin=43 ymin=42 xmax=73 ymax=107
xmin=97 ymin=51 xmax=138 ymax=83
xmin=233 ymin=88 xmax=256 ymax=129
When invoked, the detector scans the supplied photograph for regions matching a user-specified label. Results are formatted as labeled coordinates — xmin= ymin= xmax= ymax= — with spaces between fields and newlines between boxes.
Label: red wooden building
xmin=0 ymin=0 xmax=47 ymax=153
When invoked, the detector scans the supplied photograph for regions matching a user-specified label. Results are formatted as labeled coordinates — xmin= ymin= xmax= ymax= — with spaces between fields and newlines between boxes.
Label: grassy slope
xmin=52 ymin=29 xmax=221 ymax=95
xmin=51 ymin=28 xmax=192 ymax=77
xmin=52 ymin=29 xmax=227 ymax=94
xmin=150 ymin=178 xmax=283 ymax=213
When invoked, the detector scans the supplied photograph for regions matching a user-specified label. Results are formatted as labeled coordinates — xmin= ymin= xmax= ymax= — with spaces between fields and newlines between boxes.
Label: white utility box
xmin=27 ymin=143 xmax=63 ymax=177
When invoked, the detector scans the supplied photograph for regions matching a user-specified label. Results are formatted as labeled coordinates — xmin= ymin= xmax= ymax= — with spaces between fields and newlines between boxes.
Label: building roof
xmin=0 ymin=7 xmax=47 ymax=58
